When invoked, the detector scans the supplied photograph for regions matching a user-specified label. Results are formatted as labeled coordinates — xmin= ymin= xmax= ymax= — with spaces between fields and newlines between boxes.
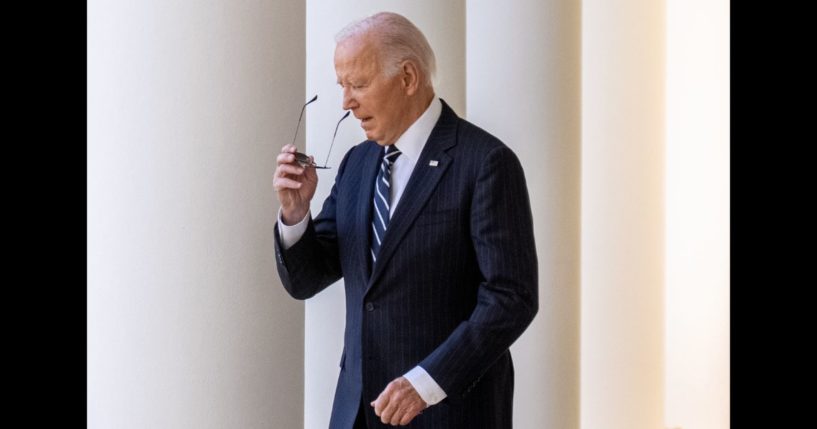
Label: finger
xmin=273 ymin=177 xmax=303 ymax=191
xmin=397 ymin=408 xmax=420 ymax=426
xmin=390 ymin=399 xmax=418 ymax=426
xmin=281 ymin=144 xmax=297 ymax=153
xmin=380 ymin=396 xmax=401 ymax=425
xmin=371 ymin=392 xmax=387 ymax=417
xmin=302 ymin=164 xmax=318 ymax=181
xmin=399 ymin=402 xmax=423 ymax=426
xmin=277 ymin=152 xmax=297 ymax=165
xmin=388 ymin=405 xmax=406 ymax=426
xmin=275 ymin=163 xmax=305 ymax=177
xmin=399 ymin=407 xmax=420 ymax=426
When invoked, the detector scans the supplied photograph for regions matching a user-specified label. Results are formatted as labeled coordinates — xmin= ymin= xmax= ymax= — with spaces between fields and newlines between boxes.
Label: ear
xmin=399 ymin=60 xmax=421 ymax=96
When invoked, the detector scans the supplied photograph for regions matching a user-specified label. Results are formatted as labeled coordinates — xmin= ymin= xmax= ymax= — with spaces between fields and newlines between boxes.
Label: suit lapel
xmin=366 ymin=100 xmax=459 ymax=291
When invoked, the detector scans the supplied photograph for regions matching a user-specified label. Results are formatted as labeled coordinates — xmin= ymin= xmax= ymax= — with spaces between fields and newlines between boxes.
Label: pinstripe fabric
xmin=370 ymin=145 xmax=401 ymax=264
xmin=274 ymin=100 xmax=538 ymax=429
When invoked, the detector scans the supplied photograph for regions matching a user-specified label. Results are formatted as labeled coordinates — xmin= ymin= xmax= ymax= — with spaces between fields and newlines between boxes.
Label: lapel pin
xmin=429 ymin=160 xmax=439 ymax=167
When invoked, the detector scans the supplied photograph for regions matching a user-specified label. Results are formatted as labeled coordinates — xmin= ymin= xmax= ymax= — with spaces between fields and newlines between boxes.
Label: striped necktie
xmin=371 ymin=144 xmax=402 ymax=264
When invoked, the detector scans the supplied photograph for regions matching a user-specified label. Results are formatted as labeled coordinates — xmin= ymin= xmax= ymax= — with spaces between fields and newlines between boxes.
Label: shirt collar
xmin=392 ymin=97 xmax=442 ymax=163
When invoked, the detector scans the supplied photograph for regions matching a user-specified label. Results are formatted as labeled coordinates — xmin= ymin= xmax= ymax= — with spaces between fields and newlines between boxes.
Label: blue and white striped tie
xmin=371 ymin=144 xmax=401 ymax=264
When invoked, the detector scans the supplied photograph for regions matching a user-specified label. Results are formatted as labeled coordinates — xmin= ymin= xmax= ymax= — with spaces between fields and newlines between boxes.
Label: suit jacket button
xmin=365 ymin=302 xmax=375 ymax=312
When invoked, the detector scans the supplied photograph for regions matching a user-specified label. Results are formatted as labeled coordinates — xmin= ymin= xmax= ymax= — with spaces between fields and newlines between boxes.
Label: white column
xmin=303 ymin=3 xmax=465 ymax=428
xmin=664 ymin=0 xmax=730 ymax=428
xmin=581 ymin=0 xmax=665 ymax=428
xmin=467 ymin=1 xmax=581 ymax=428
xmin=88 ymin=1 xmax=305 ymax=428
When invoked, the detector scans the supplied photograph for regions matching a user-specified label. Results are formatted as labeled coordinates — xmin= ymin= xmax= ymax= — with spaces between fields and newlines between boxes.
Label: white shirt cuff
xmin=403 ymin=366 xmax=447 ymax=406
xmin=277 ymin=208 xmax=310 ymax=250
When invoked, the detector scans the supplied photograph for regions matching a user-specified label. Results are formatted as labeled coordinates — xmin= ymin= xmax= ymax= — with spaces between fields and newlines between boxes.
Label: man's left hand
xmin=371 ymin=376 xmax=427 ymax=426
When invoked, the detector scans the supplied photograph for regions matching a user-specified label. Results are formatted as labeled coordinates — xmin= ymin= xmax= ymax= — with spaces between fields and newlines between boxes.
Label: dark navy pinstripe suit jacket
xmin=275 ymin=100 xmax=538 ymax=428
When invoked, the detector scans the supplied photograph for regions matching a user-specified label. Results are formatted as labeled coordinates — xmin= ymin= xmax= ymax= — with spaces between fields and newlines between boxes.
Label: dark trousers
xmin=353 ymin=398 xmax=368 ymax=429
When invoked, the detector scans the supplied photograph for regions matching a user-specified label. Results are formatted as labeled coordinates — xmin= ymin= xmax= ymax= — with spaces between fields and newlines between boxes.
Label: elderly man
xmin=273 ymin=11 xmax=538 ymax=429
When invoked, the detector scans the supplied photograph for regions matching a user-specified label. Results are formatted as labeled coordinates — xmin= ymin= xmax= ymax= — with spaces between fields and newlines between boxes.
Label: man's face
xmin=334 ymin=35 xmax=412 ymax=146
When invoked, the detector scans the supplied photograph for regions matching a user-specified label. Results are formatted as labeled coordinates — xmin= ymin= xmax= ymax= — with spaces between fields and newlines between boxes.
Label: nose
xmin=341 ymin=87 xmax=357 ymax=111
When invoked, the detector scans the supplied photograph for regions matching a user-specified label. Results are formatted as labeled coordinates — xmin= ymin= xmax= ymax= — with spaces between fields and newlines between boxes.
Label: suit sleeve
xmin=274 ymin=147 xmax=354 ymax=300
xmin=419 ymin=145 xmax=539 ymax=398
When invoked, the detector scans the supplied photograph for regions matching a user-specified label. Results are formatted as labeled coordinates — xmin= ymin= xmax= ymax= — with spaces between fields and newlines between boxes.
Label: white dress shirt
xmin=278 ymin=97 xmax=447 ymax=406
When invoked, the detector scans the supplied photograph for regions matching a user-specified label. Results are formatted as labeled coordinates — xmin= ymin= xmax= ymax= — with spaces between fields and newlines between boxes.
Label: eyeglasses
xmin=290 ymin=94 xmax=350 ymax=170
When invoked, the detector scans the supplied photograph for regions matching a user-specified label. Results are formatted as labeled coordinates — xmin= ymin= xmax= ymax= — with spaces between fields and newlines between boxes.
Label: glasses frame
xmin=290 ymin=95 xmax=350 ymax=170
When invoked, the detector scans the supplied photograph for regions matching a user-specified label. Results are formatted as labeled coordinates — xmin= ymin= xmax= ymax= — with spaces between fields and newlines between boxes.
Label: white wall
xmin=664 ymin=0 xmax=730 ymax=428
xmin=87 ymin=1 xmax=305 ymax=427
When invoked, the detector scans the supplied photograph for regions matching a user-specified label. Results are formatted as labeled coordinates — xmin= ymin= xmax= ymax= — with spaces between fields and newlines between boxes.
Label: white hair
xmin=335 ymin=12 xmax=437 ymax=87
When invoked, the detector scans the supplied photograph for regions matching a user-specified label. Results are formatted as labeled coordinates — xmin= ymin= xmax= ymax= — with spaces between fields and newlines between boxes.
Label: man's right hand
xmin=274 ymin=144 xmax=318 ymax=225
